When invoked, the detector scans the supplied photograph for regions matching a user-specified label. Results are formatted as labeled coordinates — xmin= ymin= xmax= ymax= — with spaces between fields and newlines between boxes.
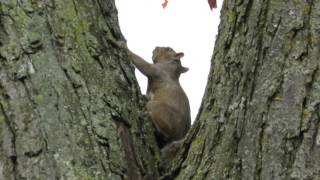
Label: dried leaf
xmin=208 ymin=0 xmax=217 ymax=10
xmin=162 ymin=0 xmax=168 ymax=9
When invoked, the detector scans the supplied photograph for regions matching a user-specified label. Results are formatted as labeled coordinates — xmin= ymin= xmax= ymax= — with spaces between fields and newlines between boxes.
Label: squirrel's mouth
xmin=175 ymin=52 xmax=184 ymax=60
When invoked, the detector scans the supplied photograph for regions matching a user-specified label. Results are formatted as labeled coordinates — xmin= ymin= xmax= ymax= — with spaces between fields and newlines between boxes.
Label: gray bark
xmin=1 ymin=0 xmax=320 ymax=180
xmin=169 ymin=0 xmax=320 ymax=179
xmin=0 ymin=1 xmax=159 ymax=179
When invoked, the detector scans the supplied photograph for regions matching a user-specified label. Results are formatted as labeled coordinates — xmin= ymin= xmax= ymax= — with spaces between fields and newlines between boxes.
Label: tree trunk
xmin=0 ymin=1 xmax=159 ymax=179
xmin=169 ymin=0 xmax=320 ymax=179
xmin=1 ymin=0 xmax=320 ymax=180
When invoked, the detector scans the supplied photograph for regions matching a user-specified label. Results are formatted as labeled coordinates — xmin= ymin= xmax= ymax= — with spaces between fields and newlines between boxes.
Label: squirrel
xmin=109 ymin=39 xmax=191 ymax=148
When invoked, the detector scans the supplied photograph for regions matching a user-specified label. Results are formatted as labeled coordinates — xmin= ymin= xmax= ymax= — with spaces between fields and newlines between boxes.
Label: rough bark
xmin=169 ymin=0 xmax=320 ymax=179
xmin=1 ymin=0 xmax=320 ymax=180
xmin=0 ymin=1 xmax=160 ymax=180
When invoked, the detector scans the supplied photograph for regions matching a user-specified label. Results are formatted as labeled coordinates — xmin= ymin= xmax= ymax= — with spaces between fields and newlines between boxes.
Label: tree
xmin=167 ymin=0 xmax=320 ymax=179
xmin=0 ymin=1 xmax=319 ymax=180
xmin=0 ymin=1 xmax=159 ymax=179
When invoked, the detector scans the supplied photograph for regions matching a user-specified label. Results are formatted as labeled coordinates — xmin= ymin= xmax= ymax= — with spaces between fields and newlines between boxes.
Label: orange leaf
xmin=208 ymin=0 xmax=217 ymax=10
xmin=162 ymin=0 xmax=168 ymax=9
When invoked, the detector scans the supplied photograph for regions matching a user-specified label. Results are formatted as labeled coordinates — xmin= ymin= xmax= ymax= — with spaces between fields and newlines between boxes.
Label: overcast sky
xmin=116 ymin=0 xmax=222 ymax=121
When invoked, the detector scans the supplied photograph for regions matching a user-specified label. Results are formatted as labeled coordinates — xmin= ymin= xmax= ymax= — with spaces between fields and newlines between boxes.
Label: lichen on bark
xmin=0 ymin=0 xmax=159 ymax=179
xmin=169 ymin=0 xmax=320 ymax=179
xmin=1 ymin=0 xmax=320 ymax=180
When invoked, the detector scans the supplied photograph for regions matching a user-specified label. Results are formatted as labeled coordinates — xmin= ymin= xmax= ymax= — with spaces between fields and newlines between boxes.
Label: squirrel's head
xmin=152 ymin=47 xmax=188 ymax=74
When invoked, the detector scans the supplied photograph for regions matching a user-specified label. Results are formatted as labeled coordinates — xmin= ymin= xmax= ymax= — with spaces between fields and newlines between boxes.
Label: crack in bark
xmin=223 ymin=3 xmax=238 ymax=50
xmin=19 ymin=78 xmax=51 ymax=160
xmin=188 ymin=137 xmax=208 ymax=180
xmin=24 ymin=148 xmax=43 ymax=158
xmin=96 ymin=0 xmax=123 ymax=41
xmin=300 ymin=66 xmax=319 ymax=132
xmin=270 ymin=17 xmax=282 ymax=46
xmin=241 ymin=0 xmax=254 ymax=26
xmin=115 ymin=122 xmax=142 ymax=180
xmin=310 ymin=102 xmax=320 ymax=150
xmin=283 ymin=132 xmax=304 ymax=178
xmin=0 ymin=103 xmax=18 ymax=180
xmin=255 ymin=114 xmax=266 ymax=180
xmin=251 ymin=1 xmax=271 ymax=177
xmin=305 ymin=0 xmax=314 ymax=50
xmin=255 ymin=77 xmax=277 ymax=180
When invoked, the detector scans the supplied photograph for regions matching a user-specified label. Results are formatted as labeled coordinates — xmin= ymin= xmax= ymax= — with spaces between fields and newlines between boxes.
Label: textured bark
xmin=0 ymin=1 xmax=160 ymax=180
xmin=1 ymin=0 xmax=320 ymax=180
xmin=169 ymin=0 xmax=320 ymax=179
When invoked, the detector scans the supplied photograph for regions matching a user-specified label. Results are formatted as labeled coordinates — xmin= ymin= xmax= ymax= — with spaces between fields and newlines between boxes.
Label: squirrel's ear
xmin=181 ymin=66 xmax=189 ymax=73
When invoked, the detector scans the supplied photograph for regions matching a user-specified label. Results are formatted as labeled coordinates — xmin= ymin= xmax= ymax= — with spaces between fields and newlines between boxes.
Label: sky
xmin=116 ymin=0 xmax=222 ymax=121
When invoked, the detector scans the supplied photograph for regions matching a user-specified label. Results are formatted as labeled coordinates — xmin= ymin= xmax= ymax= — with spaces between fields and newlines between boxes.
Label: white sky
xmin=116 ymin=0 xmax=222 ymax=121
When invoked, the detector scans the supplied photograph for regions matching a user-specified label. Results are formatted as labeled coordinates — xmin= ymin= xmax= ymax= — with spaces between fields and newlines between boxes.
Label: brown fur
xmin=111 ymin=41 xmax=191 ymax=148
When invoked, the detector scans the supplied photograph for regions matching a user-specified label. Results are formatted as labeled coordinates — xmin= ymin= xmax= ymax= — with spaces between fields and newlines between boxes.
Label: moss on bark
xmin=0 ymin=0 xmax=160 ymax=179
xmin=168 ymin=0 xmax=320 ymax=179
